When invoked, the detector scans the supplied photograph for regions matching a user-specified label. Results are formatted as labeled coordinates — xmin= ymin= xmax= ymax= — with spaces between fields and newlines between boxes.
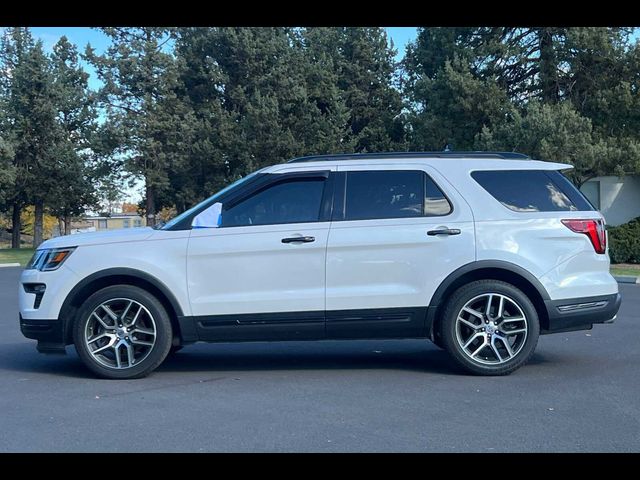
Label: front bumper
xmin=19 ymin=315 xmax=66 ymax=354
xmin=19 ymin=265 xmax=78 ymax=321
xmin=19 ymin=266 xmax=78 ymax=353
xmin=543 ymin=292 xmax=621 ymax=334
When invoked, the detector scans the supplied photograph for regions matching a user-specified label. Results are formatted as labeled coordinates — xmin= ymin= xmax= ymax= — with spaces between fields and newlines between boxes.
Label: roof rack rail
xmin=287 ymin=151 xmax=530 ymax=163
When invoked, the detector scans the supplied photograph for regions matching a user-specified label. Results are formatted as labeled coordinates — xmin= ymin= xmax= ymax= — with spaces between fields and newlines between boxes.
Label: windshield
xmin=160 ymin=171 xmax=262 ymax=230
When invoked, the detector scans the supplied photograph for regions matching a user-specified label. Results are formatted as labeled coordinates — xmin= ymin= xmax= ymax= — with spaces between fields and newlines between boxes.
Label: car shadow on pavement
xmin=1 ymin=339 xmax=558 ymax=378
xmin=157 ymin=341 xmax=564 ymax=376
xmin=158 ymin=341 xmax=461 ymax=375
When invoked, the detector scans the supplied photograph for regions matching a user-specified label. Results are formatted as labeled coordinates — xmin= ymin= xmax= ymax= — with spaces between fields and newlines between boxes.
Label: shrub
xmin=608 ymin=217 xmax=640 ymax=264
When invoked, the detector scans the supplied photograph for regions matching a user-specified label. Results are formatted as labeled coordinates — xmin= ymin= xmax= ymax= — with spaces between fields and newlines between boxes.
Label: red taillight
xmin=561 ymin=219 xmax=607 ymax=254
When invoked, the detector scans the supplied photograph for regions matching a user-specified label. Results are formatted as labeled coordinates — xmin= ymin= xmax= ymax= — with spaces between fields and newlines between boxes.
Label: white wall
xmin=581 ymin=175 xmax=640 ymax=226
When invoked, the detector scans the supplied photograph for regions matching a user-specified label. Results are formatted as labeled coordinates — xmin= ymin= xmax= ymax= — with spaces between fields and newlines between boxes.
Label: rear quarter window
xmin=471 ymin=170 xmax=594 ymax=212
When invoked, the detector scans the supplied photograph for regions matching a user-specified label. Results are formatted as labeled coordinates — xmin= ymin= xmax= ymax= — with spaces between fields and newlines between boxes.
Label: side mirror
xmin=192 ymin=202 xmax=223 ymax=229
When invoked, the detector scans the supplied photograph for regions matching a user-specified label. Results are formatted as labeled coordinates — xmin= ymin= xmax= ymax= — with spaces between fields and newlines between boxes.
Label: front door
xmin=187 ymin=171 xmax=332 ymax=341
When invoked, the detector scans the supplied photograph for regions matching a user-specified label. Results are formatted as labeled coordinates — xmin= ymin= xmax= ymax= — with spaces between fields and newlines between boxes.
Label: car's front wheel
xmin=73 ymin=285 xmax=173 ymax=379
xmin=440 ymin=280 xmax=540 ymax=375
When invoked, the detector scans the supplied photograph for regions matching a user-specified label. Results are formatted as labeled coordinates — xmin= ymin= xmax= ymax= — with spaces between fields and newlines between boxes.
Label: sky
xmin=385 ymin=27 xmax=418 ymax=59
xmin=30 ymin=27 xmax=418 ymax=53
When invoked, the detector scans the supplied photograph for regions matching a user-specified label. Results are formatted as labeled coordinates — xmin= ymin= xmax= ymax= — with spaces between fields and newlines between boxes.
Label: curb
xmin=0 ymin=263 xmax=21 ymax=268
xmin=613 ymin=275 xmax=640 ymax=284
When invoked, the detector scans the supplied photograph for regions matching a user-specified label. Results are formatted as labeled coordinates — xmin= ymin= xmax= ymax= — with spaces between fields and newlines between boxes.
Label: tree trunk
xmin=145 ymin=184 xmax=156 ymax=227
xmin=11 ymin=203 xmax=21 ymax=249
xmin=58 ymin=218 xmax=65 ymax=236
xmin=33 ymin=200 xmax=44 ymax=248
xmin=538 ymin=28 xmax=559 ymax=103
xmin=64 ymin=216 xmax=71 ymax=236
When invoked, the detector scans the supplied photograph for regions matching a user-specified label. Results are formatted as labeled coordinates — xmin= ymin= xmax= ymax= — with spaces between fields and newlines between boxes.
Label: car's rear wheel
xmin=440 ymin=280 xmax=539 ymax=375
xmin=73 ymin=285 xmax=173 ymax=379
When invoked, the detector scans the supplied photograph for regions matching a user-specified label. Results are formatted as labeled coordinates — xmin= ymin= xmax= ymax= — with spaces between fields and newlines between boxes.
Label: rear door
xmin=325 ymin=164 xmax=476 ymax=338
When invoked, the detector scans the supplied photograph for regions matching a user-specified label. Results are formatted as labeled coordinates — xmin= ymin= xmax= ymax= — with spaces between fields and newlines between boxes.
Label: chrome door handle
xmin=427 ymin=228 xmax=461 ymax=236
xmin=281 ymin=236 xmax=315 ymax=243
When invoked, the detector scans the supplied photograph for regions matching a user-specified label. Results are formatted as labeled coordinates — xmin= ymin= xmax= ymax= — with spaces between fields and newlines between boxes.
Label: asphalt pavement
xmin=1 ymin=266 xmax=638 ymax=452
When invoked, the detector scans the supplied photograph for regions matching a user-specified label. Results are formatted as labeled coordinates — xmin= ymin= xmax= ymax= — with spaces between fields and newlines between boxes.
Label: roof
xmin=267 ymin=152 xmax=572 ymax=176
xmin=287 ymin=151 xmax=530 ymax=163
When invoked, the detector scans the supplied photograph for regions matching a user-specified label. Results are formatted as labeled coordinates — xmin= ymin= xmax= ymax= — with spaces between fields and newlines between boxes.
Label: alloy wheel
xmin=455 ymin=293 xmax=528 ymax=365
xmin=84 ymin=298 xmax=157 ymax=370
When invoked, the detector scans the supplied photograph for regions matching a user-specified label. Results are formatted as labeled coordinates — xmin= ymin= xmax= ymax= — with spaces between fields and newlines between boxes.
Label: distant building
xmin=83 ymin=213 xmax=145 ymax=231
xmin=580 ymin=176 xmax=640 ymax=226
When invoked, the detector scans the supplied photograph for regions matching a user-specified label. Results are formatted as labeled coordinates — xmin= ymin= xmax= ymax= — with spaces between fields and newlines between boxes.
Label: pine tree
xmin=292 ymin=28 xmax=352 ymax=154
xmin=202 ymin=27 xmax=313 ymax=171
xmin=0 ymin=129 xmax=16 ymax=211
xmin=151 ymin=27 xmax=407 ymax=211
xmin=169 ymin=27 xmax=352 ymax=207
xmin=20 ymin=43 xmax=61 ymax=247
xmin=0 ymin=79 xmax=16 ymax=212
xmin=561 ymin=28 xmax=637 ymax=135
xmin=403 ymin=26 xmax=640 ymax=181
xmin=338 ymin=27 xmax=406 ymax=151
xmin=0 ymin=29 xmax=60 ymax=247
xmin=302 ymin=27 xmax=406 ymax=152
xmin=405 ymin=57 xmax=515 ymax=150
xmin=86 ymin=27 xmax=181 ymax=226
xmin=0 ymin=27 xmax=34 ymax=247
xmin=48 ymin=36 xmax=99 ymax=234
xmin=163 ymin=27 xmax=234 ymax=210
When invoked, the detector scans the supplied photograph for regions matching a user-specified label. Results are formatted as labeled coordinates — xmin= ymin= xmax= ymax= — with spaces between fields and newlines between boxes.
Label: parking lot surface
xmin=1 ymin=266 xmax=638 ymax=452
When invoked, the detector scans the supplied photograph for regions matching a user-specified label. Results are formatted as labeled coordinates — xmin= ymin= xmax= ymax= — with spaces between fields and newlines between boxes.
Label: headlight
xmin=26 ymin=247 xmax=76 ymax=271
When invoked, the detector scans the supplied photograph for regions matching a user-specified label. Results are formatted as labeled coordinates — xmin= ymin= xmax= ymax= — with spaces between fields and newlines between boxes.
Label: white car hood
xmin=39 ymin=227 xmax=155 ymax=249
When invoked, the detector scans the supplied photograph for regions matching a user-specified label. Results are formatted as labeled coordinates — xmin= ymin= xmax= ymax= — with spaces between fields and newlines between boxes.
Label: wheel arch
xmin=59 ymin=268 xmax=186 ymax=345
xmin=428 ymin=261 xmax=550 ymax=339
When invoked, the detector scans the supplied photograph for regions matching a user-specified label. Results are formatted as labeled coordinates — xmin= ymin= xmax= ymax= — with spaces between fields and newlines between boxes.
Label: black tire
xmin=73 ymin=285 xmax=173 ymax=379
xmin=440 ymin=280 xmax=540 ymax=376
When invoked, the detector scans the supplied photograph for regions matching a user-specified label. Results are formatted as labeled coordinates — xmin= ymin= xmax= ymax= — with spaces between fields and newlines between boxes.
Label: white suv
xmin=19 ymin=152 xmax=621 ymax=379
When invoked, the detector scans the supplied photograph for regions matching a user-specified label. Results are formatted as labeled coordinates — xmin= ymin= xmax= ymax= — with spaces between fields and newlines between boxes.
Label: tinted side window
xmin=472 ymin=170 xmax=595 ymax=212
xmin=343 ymin=170 xmax=424 ymax=220
xmin=341 ymin=170 xmax=453 ymax=220
xmin=221 ymin=178 xmax=325 ymax=227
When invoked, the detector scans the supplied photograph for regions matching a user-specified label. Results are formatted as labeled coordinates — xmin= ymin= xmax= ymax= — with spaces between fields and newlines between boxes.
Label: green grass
xmin=610 ymin=264 xmax=640 ymax=277
xmin=0 ymin=248 xmax=35 ymax=266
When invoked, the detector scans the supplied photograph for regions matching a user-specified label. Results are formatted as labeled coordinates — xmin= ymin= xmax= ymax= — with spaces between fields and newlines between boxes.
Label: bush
xmin=608 ymin=217 xmax=640 ymax=264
